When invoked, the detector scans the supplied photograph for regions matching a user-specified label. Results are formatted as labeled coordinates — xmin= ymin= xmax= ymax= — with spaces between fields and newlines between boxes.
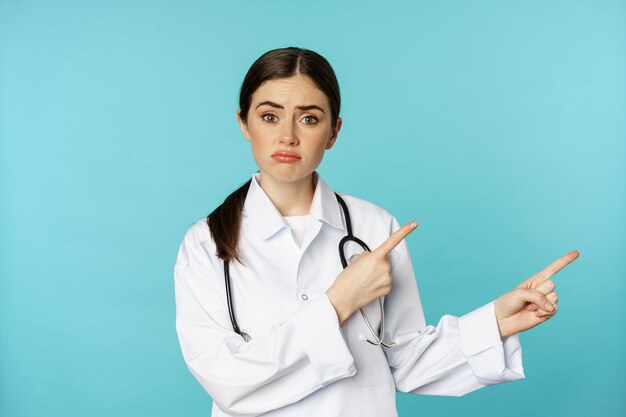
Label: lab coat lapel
xmin=307 ymin=171 xmax=344 ymax=234
xmin=290 ymin=171 xmax=346 ymax=255
xmin=241 ymin=171 xmax=345 ymax=249
xmin=242 ymin=173 xmax=288 ymax=241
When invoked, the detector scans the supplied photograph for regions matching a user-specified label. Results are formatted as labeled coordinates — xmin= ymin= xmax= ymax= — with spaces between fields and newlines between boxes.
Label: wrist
xmin=494 ymin=299 xmax=509 ymax=338
xmin=326 ymin=289 xmax=353 ymax=326
xmin=496 ymin=317 xmax=512 ymax=338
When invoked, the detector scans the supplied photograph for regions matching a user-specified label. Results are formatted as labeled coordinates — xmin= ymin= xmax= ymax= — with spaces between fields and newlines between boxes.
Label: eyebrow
xmin=255 ymin=100 xmax=325 ymax=113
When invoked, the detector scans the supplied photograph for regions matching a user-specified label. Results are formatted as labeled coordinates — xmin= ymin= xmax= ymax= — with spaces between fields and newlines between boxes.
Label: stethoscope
xmin=223 ymin=193 xmax=398 ymax=348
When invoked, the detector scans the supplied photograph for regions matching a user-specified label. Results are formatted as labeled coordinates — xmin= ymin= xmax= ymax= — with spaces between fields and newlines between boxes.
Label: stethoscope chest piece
xmin=336 ymin=194 xmax=397 ymax=348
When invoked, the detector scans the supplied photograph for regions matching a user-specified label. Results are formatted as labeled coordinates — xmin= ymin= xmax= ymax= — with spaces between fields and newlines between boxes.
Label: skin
xmin=237 ymin=73 xmax=580 ymax=337
xmin=237 ymin=74 xmax=342 ymax=216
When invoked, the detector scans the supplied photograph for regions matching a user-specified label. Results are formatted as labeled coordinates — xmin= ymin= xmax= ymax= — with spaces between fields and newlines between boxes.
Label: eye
xmin=302 ymin=116 xmax=318 ymax=125
xmin=262 ymin=114 xmax=278 ymax=123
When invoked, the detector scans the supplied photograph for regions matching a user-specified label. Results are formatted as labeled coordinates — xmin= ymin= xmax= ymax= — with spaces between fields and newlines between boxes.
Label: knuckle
xmin=380 ymin=258 xmax=391 ymax=269
xmin=534 ymin=289 xmax=546 ymax=300
xmin=383 ymin=274 xmax=392 ymax=286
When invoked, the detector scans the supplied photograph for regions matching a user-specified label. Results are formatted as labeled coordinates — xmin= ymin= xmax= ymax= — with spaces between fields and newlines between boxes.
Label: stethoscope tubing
xmin=223 ymin=193 xmax=396 ymax=348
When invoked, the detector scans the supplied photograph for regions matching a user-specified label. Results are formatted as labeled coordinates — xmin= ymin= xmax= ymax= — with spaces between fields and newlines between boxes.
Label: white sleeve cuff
xmin=291 ymin=293 xmax=356 ymax=386
xmin=458 ymin=301 xmax=525 ymax=385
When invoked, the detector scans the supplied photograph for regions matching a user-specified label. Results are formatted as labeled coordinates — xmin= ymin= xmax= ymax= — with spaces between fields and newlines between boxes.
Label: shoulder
xmin=335 ymin=191 xmax=399 ymax=229
xmin=184 ymin=217 xmax=213 ymax=244
xmin=178 ymin=217 xmax=215 ymax=250
xmin=333 ymin=191 xmax=406 ymax=261
xmin=175 ymin=217 xmax=218 ymax=269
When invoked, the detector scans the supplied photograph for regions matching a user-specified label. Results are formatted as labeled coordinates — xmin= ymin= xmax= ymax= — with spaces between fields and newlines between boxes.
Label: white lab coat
xmin=174 ymin=171 xmax=525 ymax=417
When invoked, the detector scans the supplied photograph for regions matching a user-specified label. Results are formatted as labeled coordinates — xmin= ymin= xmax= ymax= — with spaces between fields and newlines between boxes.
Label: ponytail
xmin=207 ymin=178 xmax=252 ymax=266
xmin=209 ymin=46 xmax=340 ymax=266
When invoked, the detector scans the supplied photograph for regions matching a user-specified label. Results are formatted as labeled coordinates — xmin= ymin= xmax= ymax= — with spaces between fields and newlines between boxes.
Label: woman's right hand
xmin=326 ymin=221 xmax=419 ymax=326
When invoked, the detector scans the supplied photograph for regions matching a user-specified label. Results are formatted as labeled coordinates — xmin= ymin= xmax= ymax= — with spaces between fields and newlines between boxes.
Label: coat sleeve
xmin=382 ymin=216 xmax=525 ymax=396
xmin=174 ymin=228 xmax=356 ymax=416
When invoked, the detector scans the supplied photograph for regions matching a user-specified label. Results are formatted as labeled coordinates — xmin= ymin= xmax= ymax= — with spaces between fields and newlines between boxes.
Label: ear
xmin=325 ymin=117 xmax=342 ymax=150
xmin=237 ymin=109 xmax=251 ymax=141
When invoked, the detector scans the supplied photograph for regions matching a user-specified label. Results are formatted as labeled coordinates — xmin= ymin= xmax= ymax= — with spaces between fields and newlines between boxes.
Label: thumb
xmin=516 ymin=288 xmax=556 ymax=312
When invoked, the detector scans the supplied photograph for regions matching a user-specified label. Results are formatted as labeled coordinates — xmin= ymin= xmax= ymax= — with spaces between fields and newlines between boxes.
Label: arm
xmin=174 ymin=233 xmax=356 ymax=416
xmin=382 ymin=217 xmax=525 ymax=396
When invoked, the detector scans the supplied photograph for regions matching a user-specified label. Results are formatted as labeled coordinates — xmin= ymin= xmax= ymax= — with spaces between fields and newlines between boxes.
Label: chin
xmin=261 ymin=166 xmax=315 ymax=184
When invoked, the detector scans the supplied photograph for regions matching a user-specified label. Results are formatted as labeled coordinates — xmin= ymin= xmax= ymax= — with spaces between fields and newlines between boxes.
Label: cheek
xmin=306 ymin=138 xmax=329 ymax=162
xmin=248 ymin=131 xmax=274 ymax=164
xmin=309 ymin=131 xmax=331 ymax=151
xmin=249 ymin=122 xmax=275 ymax=142
xmin=250 ymin=141 xmax=268 ymax=160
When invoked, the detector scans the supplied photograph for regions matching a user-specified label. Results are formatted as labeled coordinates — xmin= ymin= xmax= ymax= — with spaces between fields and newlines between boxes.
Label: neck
xmin=258 ymin=171 xmax=316 ymax=216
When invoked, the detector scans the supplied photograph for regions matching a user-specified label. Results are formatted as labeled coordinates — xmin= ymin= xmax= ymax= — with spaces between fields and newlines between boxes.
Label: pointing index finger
xmin=373 ymin=221 xmax=419 ymax=257
xmin=533 ymin=250 xmax=580 ymax=284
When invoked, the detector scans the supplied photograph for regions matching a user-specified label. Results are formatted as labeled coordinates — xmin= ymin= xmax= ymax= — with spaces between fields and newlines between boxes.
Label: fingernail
xmin=410 ymin=222 xmax=417 ymax=229
xmin=544 ymin=302 xmax=554 ymax=311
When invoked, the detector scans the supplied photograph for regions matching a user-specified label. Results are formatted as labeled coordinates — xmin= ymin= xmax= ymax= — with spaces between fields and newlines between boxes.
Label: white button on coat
xmin=174 ymin=171 xmax=525 ymax=417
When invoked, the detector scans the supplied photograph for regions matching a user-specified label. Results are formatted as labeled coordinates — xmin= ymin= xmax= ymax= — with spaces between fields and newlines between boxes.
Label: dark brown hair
xmin=207 ymin=46 xmax=341 ymax=265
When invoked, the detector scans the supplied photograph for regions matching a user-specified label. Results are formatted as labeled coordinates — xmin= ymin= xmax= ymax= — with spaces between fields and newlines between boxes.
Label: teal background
xmin=1 ymin=0 xmax=624 ymax=416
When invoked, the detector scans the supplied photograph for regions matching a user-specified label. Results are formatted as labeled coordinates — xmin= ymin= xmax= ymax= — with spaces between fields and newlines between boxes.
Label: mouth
xmin=271 ymin=151 xmax=301 ymax=163
xmin=271 ymin=151 xmax=301 ymax=159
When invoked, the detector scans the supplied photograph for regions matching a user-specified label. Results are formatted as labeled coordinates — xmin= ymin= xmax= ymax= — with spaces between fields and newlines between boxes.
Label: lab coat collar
xmin=242 ymin=171 xmax=345 ymax=241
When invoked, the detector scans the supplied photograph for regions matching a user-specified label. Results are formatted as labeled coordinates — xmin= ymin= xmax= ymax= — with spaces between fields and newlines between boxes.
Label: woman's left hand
xmin=493 ymin=250 xmax=580 ymax=338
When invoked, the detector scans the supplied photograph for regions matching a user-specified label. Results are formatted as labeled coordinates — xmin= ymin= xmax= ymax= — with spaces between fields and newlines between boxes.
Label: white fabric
xmin=282 ymin=214 xmax=311 ymax=247
xmin=174 ymin=171 xmax=525 ymax=417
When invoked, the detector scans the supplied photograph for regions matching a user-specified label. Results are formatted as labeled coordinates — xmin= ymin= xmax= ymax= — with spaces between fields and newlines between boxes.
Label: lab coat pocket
xmin=344 ymin=302 xmax=395 ymax=388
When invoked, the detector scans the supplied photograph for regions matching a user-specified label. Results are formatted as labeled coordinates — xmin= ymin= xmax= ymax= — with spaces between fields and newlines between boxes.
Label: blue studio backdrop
xmin=1 ymin=1 xmax=624 ymax=416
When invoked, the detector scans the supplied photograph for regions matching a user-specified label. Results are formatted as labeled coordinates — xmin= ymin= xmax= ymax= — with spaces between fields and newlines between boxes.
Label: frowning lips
xmin=271 ymin=150 xmax=301 ymax=159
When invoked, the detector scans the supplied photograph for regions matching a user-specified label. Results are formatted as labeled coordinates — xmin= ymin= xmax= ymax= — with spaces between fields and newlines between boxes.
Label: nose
xmin=279 ymin=119 xmax=299 ymax=146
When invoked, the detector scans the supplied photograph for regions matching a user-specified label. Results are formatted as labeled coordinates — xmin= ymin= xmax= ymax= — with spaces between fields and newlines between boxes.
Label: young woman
xmin=174 ymin=47 xmax=579 ymax=417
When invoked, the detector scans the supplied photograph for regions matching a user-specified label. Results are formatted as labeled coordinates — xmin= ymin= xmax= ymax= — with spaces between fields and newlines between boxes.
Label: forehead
xmin=251 ymin=75 xmax=329 ymax=108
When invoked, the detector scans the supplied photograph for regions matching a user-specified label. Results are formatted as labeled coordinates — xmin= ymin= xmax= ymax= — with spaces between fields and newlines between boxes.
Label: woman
xmin=174 ymin=47 xmax=579 ymax=417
